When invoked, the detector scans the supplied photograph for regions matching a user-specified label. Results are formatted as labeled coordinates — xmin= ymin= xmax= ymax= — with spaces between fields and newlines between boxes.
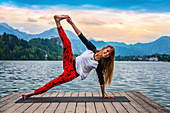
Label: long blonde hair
xmin=95 ymin=45 xmax=115 ymax=86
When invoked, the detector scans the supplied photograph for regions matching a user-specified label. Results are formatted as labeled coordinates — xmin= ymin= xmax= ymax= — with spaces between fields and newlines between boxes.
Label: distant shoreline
xmin=0 ymin=60 xmax=169 ymax=62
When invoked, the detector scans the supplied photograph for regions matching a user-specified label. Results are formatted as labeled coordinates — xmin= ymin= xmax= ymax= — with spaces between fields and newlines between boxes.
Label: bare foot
xmin=54 ymin=15 xmax=69 ymax=22
xmin=22 ymin=94 xmax=29 ymax=100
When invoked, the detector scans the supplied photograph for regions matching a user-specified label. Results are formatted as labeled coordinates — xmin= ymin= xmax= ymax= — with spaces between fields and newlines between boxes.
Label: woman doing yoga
xmin=22 ymin=15 xmax=115 ymax=99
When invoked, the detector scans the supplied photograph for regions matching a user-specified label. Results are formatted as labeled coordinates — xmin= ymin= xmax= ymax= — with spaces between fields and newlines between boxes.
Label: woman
xmin=22 ymin=15 xmax=115 ymax=100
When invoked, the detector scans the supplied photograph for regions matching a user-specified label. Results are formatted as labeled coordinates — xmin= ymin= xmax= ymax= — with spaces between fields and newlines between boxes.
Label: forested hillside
xmin=0 ymin=33 xmax=65 ymax=60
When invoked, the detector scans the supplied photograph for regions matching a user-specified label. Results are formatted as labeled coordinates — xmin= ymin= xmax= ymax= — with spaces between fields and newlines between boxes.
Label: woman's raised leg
xmin=54 ymin=15 xmax=74 ymax=71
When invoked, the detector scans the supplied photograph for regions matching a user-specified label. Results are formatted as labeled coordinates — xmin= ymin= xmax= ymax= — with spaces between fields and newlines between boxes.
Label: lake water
xmin=0 ymin=61 xmax=169 ymax=109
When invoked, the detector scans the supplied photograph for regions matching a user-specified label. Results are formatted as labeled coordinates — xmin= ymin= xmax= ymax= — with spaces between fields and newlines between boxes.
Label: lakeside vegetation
xmin=0 ymin=33 xmax=169 ymax=61
xmin=116 ymin=54 xmax=170 ymax=62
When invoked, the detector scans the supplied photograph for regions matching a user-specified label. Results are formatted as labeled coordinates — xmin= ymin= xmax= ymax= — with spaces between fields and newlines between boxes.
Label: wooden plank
xmin=126 ymin=91 xmax=160 ymax=113
xmin=0 ymin=93 xmax=17 ymax=103
xmin=114 ymin=91 xmax=139 ymax=113
xmin=92 ymin=92 xmax=107 ymax=113
xmin=44 ymin=92 xmax=60 ymax=113
xmin=54 ymin=92 xmax=69 ymax=113
xmin=2 ymin=101 xmax=23 ymax=113
xmin=13 ymin=93 xmax=45 ymax=113
xmin=86 ymin=92 xmax=96 ymax=113
xmin=76 ymin=92 xmax=86 ymax=113
xmin=1 ymin=91 xmax=169 ymax=113
xmin=133 ymin=91 xmax=170 ymax=113
xmin=2 ymin=94 xmax=37 ymax=113
xmin=103 ymin=92 xmax=119 ymax=113
xmin=0 ymin=93 xmax=20 ymax=109
xmin=65 ymin=92 xmax=78 ymax=113
xmin=2 ymin=93 xmax=24 ymax=113
xmin=11 ymin=95 xmax=37 ymax=113
xmin=109 ymin=92 xmax=128 ymax=113
xmin=119 ymin=91 xmax=149 ymax=113
xmin=31 ymin=92 xmax=52 ymax=113
xmin=0 ymin=93 xmax=22 ymax=112
xmin=23 ymin=93 xmax=46 ymax=113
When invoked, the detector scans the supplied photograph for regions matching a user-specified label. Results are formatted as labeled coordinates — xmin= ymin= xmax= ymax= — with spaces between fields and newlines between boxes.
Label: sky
xmin=0 ymin=0 xmax=170 ymax=44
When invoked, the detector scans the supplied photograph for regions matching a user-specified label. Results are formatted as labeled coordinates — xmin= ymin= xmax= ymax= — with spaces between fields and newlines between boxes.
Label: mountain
xmin=130 ymin=36 xmax=170 ymax=55
xmin=32 ymin=27 xmax=78 ymax=40
xmin=89 ymin=36 xmax=170 ymax=56
xmin=0 ymin=23 xmax=78 ymax=40
xmin=0 ymin=22 xmax=170 ymax=56
xmin=0 ymin=22 xmax=32 ymax=40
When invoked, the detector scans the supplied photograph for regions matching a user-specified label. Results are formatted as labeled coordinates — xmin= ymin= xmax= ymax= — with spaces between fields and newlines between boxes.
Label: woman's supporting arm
xmin=100 ymin=84 xmax=105 ymax=97
xmin=100 ymin=84 xmax=114 ymax=98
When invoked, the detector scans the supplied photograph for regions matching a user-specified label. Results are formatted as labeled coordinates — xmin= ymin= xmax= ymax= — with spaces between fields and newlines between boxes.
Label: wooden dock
xmin=0 ymin=91 xmax=169 ymax=113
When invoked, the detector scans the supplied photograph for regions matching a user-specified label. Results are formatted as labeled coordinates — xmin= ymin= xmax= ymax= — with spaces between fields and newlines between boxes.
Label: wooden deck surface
xmin=0 ymin=91 xmax=169 ymax=113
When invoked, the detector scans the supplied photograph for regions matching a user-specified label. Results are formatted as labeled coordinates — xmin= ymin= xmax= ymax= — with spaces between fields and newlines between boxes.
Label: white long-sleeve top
xmin=75 ymin=49 xmax=98 ymax=80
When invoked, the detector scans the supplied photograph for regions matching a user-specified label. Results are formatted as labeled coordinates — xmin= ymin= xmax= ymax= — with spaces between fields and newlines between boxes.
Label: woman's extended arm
xmin=67 ymin=16 xmax=96 ymax=52
xmin=66 ymin=17 xmax=81 ymax=36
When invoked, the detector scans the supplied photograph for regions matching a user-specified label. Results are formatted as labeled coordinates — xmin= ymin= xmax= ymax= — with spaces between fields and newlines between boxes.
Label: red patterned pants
xmin=34 ymin=26 xmax=79 ymax=95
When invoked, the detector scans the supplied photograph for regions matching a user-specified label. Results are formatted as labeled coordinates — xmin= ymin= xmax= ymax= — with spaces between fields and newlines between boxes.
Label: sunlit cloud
xmin=39 ymin=16 xmax=51 ymax=20
xmin=27 ymin=18 xmax=37 ymax=22
xmin=0 ymin=4 xmax=170 ymax=44
xmin=81 ymin=18 xmax=105 ymax=25
xmin=48 ymin=21 xmax=55 ymax=25
xmin=0 ymin=17 xmax=5 ymax=20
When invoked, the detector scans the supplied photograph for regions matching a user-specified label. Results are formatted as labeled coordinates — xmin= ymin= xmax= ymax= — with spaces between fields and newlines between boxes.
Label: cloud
xmin=1 ymin=0 xmax=170 ymax=12
xmin=82 ymin=21 xmax=101 ymax=25
xmin=39 ymin=16 xmax=51 ymax=20
xmin=81 ymin=18 xmax=105 ymax=25
xmin=0 ymin=4 xmax=170 ymax=44
xmin=0 ymin=16 xmax=5 ymax=20
xmin=27 ymin=17 xmax=37 ymax=22
xmin=48 ymin=21 xmax=55 ymax=25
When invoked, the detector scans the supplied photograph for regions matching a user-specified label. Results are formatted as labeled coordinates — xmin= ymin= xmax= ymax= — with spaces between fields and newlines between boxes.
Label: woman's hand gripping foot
xmin=54 ymin=15 xmax=69 ymax=22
